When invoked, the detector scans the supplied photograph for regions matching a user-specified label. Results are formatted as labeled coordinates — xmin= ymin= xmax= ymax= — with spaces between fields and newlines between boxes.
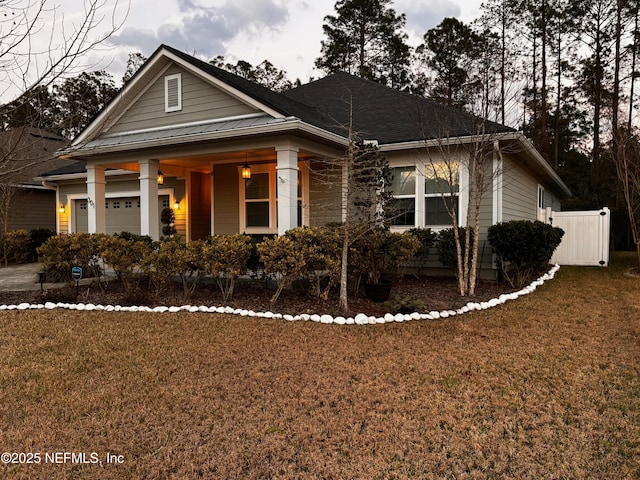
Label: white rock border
xmin=3 ymin=265 xmax=561 ymax=325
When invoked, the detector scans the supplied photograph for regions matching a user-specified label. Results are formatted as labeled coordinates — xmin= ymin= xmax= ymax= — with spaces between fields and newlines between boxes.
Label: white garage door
xmin=75 ymin=195 xmax=169 ymax=236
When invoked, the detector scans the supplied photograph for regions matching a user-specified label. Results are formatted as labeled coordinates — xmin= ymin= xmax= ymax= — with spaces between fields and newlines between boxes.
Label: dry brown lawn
xmin=0 ymin=254 xmax=638 ymax=479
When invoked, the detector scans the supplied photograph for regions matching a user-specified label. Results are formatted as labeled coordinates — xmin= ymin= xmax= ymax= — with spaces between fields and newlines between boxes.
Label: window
xmin=538 ymin=185 xmax=545 ymax=209
xmin=164 ymin=73 xmax=182 ymax=112
xmin=240 ymin=165 xmax=306 ymax=233
xmin=125 ymin=201 xmax=132 ymax=209
xmin=112 ymin=201 xmax=120 ymax=209
xmin=425 ymin=162 xmax=459 ymax=226
xmin=245 ymin=173 xmax=271 ymax=228
xmin=390 ymin=166 xmax=416 ymax=226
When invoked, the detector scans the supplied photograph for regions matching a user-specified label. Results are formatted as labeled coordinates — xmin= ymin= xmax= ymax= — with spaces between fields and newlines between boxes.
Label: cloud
xmin=110 ymin=0 xmax=289 ymax=59
xmin=399 ymin=0 xmax=461 ymax=35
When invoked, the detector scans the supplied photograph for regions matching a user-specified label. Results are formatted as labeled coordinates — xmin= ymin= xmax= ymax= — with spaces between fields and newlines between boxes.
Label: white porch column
xmin=139 ymin=159 xmax=159 ymax=240
xmin=276 ymin=145 xmax=299 ymax=235
xmin=86 ymin=164 xmax=106 ymax=233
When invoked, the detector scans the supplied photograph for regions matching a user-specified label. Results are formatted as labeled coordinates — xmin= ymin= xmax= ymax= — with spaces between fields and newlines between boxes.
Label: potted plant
xmin=352 ymin=228 xmax=419 ymax=302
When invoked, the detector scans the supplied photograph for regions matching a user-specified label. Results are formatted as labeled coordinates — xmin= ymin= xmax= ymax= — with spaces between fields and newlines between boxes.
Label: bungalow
xmin=45 ymin=45 xmax=570 ymax=272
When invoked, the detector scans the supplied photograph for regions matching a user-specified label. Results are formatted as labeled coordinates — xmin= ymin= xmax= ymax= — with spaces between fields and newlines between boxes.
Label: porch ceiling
xmin=98 ymin=147 xmax=318 ymax=176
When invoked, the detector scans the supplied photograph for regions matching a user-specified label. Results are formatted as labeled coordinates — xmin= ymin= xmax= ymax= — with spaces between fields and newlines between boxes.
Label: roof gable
xmin=72 ymin=45 xmax=294 ymax=146
xmin=106 ymin=63 xmax=260 ymax=135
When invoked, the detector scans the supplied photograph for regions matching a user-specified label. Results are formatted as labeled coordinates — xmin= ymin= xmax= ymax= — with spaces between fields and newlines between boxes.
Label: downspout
xmin=492 ymin=140 xmax=503 ymax=225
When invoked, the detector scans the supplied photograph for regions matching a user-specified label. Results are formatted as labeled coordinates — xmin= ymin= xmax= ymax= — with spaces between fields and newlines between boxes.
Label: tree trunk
xmin=339 ymin=228 xmax=349 ymax=313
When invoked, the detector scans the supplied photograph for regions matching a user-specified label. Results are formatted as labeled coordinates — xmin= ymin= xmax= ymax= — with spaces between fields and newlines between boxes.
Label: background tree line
xmin=2 ymin=0 xmax=639 ymax=253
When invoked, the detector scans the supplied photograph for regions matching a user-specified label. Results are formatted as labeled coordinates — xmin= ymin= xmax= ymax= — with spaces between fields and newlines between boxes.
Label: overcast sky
xmin=4 ymin=0 xmax=483 ymax=102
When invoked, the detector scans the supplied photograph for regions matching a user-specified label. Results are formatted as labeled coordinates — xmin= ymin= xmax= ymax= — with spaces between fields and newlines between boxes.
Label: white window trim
xmin=389 ymin=160 xmax=468 ymax=232
xmin=164 ymin=73 xmax=182 ymax=113
xmin=238 ymin=163 xmax=308 ymax=235
xmin=389 ymin=166 xmax=417 ymax=229
xmin=537 ymin=184 xmax=545 ymax=209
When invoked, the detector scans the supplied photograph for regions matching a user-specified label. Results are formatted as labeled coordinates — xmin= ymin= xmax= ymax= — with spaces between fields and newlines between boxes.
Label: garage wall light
xmin=58 ymin=204 xmax=65 ymax=214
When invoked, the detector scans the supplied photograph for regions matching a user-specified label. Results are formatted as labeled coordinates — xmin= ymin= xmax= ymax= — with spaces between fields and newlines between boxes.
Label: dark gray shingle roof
xmin=162 ymin=46 xmax=511 ymax=145
xmin=283 ymin=72 xmax=512 ymax=144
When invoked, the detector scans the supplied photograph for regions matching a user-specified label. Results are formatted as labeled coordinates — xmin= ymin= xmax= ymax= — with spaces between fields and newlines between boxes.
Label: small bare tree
xmin=310 ymin=100 xmax=394 ymax=313
xmin=0 ymin=0 xmax=128 ymax=178
xmin=422 ymin=126 xmax=506 ymax=297
xmin=615 ymin=128 xmax=640 ymax=270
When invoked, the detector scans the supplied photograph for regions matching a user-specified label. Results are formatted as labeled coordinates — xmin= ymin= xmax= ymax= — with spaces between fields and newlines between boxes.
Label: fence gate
xmin=548 ymin=207 xmax=610 ymax=266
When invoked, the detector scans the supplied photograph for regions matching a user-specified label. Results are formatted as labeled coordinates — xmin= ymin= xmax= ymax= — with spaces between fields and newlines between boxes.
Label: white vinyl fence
xmin=544 ymin=207 xmax=610 ymax=267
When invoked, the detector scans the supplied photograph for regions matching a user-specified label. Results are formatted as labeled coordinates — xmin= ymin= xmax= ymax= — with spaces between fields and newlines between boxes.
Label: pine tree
xmin=315 ymin=0 xmax=411 ymax=90
xmin=416 ymin=17 xmax=484 ymax=110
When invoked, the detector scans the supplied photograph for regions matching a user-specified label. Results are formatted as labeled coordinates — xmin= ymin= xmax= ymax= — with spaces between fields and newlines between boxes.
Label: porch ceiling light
xmin=157 ymin=170 xmax=164 ymax=185
xmin=241 ymin=163 xmax=251 ymax=179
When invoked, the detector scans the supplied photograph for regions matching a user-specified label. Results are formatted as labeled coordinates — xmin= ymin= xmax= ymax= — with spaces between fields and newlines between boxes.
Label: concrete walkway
xmin=0 ymin=263 xmax=80 ymax=291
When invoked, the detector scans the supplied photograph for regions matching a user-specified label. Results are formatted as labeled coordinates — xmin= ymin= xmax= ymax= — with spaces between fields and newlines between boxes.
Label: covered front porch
xmin=66 ymin=138 xmax=341 ymax=241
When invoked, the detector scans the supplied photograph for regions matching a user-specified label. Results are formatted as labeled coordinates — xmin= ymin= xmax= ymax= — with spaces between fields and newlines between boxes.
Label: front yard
xmin=0 ymin=254 xmax=638 ymax=479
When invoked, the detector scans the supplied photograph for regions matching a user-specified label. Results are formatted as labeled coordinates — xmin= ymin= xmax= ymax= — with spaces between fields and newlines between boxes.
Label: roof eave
xmin=59 ymin=119 xmax=349 ymax=159
xmin=379 ymin=132 xmax=572 ymax=198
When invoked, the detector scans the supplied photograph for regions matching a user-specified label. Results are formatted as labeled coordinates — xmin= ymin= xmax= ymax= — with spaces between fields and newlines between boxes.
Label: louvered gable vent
xmin=164 ymin=73 xmax=182 ymax=112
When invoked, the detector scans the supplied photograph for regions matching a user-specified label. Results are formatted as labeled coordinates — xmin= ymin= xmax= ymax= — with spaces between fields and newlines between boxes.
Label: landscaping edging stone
xmin=1 ymin=265 xmax=561 ymax=324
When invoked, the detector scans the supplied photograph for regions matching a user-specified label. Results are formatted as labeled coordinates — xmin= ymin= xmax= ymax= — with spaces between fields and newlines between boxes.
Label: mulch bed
xmin=0 ymin=275 xmax=516 ymax=317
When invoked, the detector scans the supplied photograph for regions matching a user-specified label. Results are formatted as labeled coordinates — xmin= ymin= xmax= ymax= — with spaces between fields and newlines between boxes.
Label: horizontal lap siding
xmin=309 ymin=165 xmax=341 ymax=227
xmin=476 ymin=187 xmax=495 ymax=276
xmin=501 ymin=156 xmax=538 ymax=221
xmin=108 ymin=65 xmax=258 ymax=134
xmin=5 ymin=190 xmax=55 ymax=231
xmin=168 ymin=179 xmax=187 ymax=239
xmin=213 ymin=164 xmax=240 ymax=234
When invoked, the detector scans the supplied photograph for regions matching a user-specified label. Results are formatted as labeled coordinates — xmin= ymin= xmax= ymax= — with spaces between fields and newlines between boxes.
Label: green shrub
xmin=257 ymin=236 xmax=306 ymax=305
xmin=203 ymin=234 xmax=253 ymax=302
xmin=351 ymin=228 xmax=420 ymax=285
xmin=436 ymin=227 xmax=475 ymax=269
xmin=408 ymin=227 xmax=436 ymax=272
xmin=113 ymin=231 xmax=154 ymax=247
xmin=141 ymin=238 xmax=186 ymax=297
xmin=37 ymin=233 xmax=107 ymax=283
xmin=99 ymin=235 xmax=150 ymax=294
xmin=160 ymin=208 xmax=178 ymax=237
xmin=384 ymin=295 xmax=424 ymax=314
xmin=488 ymin=220 xmax=564 ymax=288
xmin=181 ymin=240 xmax=207 ymax=299
xmin=284 ymin=226 xmax=342 ymax=300
xmin=2 ymin=229 xmax=31 ymax=264
xmin=29 ymin=228 xmax=55 ymax=261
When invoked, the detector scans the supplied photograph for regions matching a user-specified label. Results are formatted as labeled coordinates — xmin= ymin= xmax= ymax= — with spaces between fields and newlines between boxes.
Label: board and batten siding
xmin=108 ymin=64 xmax=260 ymax=135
